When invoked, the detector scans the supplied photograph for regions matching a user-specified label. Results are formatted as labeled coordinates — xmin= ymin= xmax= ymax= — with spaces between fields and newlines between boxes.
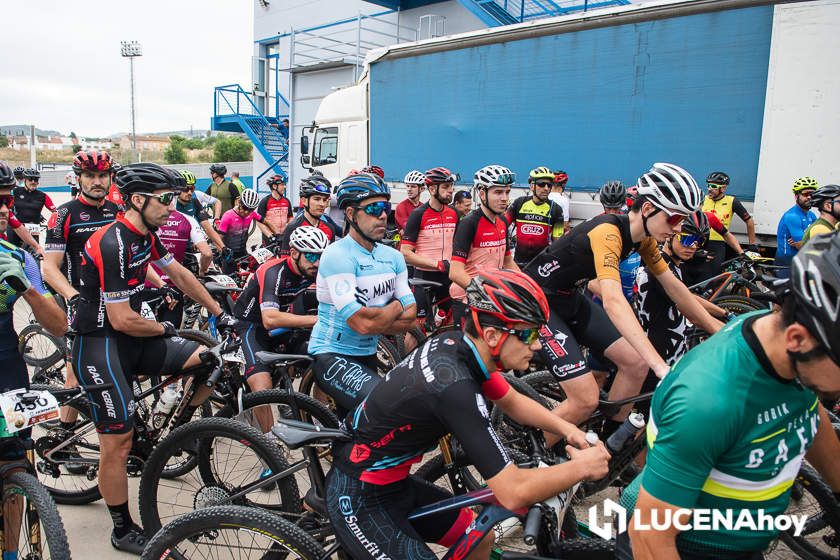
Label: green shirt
xmin=206 ymin=179 xmax=237 ymax=215
xmin=621 ymin=311 xmax=819 ymax=554
xmin=231 ymin=177 xmax=245 ymax=195
xmin=801 ymin=216 xmax=835 ymax=245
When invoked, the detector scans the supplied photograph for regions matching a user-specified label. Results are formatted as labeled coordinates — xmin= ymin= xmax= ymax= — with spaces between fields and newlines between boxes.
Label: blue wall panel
xmin=370 ymin=6 xmax=773 ymax=199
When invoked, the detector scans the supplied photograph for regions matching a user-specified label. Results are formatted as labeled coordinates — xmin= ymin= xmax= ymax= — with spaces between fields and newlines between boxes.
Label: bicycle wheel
xmin=711 ymin=295 xmax=767 ymax=313
xmin=141 ymin=505 xmax=326 ymax=560
xmin=376 ymin=337 xmax=401 ymax=374
xmin=139 ymin=417 xmax=301 ymax=536
xmin=779 ymin=463 xmax=840 ymax=559
xmin=490 ymin=374 xmax=553 ymax=455
xmin=18 ymin=324 xmax=66 ymax=369
xmin=3 ymin=470 xmax=71 ymax=559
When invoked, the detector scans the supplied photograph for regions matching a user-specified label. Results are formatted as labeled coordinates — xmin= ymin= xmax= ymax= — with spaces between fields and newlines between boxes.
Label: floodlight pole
xmin=120 ymin=41 xmax=142 ymax=161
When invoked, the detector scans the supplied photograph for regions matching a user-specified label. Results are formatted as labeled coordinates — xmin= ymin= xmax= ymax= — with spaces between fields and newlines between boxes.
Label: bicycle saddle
xmin=271 ymin=418 xmax=350 ymax=449
xmin=255 ymin=352 xmax=312 ymax=367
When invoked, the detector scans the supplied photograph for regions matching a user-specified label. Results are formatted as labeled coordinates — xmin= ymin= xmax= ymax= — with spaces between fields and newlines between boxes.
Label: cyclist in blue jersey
xmin=775 ymin=177 xmax=818 ymax=277
xmin=309 ymin=173 xmax=416 ymax=415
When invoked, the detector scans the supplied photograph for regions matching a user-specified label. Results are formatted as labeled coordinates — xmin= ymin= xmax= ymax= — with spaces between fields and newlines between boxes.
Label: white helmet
xmin=403 ymin=170 xmax=426 ymax=186
xmin=240 ymin=188 xmax=261 ymax=210
xmin=289 ymin=225 xmax=330 ymax=253
xmin=474 ymin=164 xmax=515 ymax=189
xmin=636 ymin=162 xmax=702 ymax=216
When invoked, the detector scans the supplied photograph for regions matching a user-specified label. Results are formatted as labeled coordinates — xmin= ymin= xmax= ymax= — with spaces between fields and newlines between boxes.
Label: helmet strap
xmin=471 ymin=309 xmax=508 ymax=371
xmin=127 ymin=195 xmax=159 ymax=232
xmin=479 ymin=188 xmax=503 ymax=217
xmin=641 ymin=207 xmax=660 ymax=237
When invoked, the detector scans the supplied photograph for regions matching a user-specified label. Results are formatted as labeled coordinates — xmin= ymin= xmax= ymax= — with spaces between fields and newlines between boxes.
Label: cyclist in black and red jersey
xmin=72 ymin=163 xmax=235 ymax=554
xmin=0 ymin=166 xmax=45 ymax=257
xmin=7 ymin=168 xmax=56 ymax=248
xmin=256 ymin=174 xmax=293 ymax=245
xmin=280 ymin=174 xmax=340 ymax=256
xmin=401 ymin=166 xmax=459 ymax=328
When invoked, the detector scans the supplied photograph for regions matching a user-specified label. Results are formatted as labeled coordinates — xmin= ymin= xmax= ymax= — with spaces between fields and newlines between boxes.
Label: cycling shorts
xmin=326 ymin=467 xmax=474 ymax=560
xmin=311 ymin=353 xmax=380 ymax=418
xmin=72 ymin=333 xmax=200 ymax=434
xmin=537 ymin=292 xmax=622 ymax=381
xmin=412 ymin=270 xmax=451 ymax=321
xmin=0 ymin=349 xmax=31 ymax=460
xmin=236 ymin=321 xmax=292 ymax=379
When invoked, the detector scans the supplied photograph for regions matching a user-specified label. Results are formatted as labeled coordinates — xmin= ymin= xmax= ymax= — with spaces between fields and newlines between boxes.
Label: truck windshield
xmin=312 ymin=127 xmax=338 ymax=166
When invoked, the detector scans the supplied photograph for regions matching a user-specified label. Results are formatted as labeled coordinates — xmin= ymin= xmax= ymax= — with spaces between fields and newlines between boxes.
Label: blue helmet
xmin=336 ymin=173 xmax=390 ymax=209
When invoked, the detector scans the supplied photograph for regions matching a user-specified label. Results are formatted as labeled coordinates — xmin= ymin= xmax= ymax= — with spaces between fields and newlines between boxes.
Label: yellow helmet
xmin=529 ymin=166 xmax=554 ymax=183
xmin=793 ymin=176 xmax=819 ymax=193
xmin=179 ymin=169 xmax=197 ymax=187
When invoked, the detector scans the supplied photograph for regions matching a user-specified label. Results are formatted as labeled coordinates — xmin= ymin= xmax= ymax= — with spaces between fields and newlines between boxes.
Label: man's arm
xmin=745 ymin=218 xmax=757 ymax=246
xmin=723 ymin=231 xmax=744 ymax=254
xmin=629 ymin=487 xmax=682 ymax=560
xmin=695 ymin=294 xmax=728 ymax=320
xmin=163 ymin=259 xmax=222 ymax=316
xmin=346 ymin=300 xmax=405 ymax=335
xmin=449 ymin=260 xmax=471 ymax=289
xmin=503 ymin=253 xmax=520 ymax=272
xmin=261 ymin=308 xmax=317 ymax=330
xmin=494 ymin=386 xmax=589 ymax=448
xmin=200 ymin=220 xmax=224 ymax=251
xmin=13 ymin=225 xmax=43 ymax=257
xmin=655 ymin=269 xmax=724 ymax=334
xmin=42 ymin=252 xmax=77 ymax=299
xmin=390 ymin=303 xmax=418 ymax=332
xmin=256 ymin=221 xmax=274 ymax=239
xmin=106 ymin=300 xmax=170 ymax=337
xmin=400 ymin=245 xmax=438 ymax=271
xmin=806 ymin=404 xmax=840 ymax=492
xmin=22 ymin=288 xmax=66 ymax=337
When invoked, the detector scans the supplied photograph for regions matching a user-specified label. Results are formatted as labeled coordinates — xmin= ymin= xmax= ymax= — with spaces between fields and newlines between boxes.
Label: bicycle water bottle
xmin=605 ymin=413 xmax=645 ymax=455
xmin=152 ymin=385 xmax=180 ymax=429
xmin=433 ymin=309 xmax=447 ymax=328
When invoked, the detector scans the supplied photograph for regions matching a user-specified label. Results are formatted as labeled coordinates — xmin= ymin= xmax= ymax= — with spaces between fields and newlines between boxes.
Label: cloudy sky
xmin=1 ymin=0 xmax=254 ymax=138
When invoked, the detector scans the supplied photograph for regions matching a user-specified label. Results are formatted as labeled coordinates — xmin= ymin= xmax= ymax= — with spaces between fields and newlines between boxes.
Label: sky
xmin=0 ymin=0 xmax=254 ymax=138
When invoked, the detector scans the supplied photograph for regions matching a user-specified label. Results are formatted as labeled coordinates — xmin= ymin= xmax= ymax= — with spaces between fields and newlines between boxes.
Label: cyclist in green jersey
xmin=619 ymin=231 xmax=840 ymax=560
xmin=205 ymin=163 xmax=239 ymax=216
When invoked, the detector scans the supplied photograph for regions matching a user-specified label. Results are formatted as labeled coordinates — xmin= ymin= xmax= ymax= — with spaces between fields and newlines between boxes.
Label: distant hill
xmin=108 ymin=129 xmax=212 ymax=140
xmin=0 ymin=125 xmax=62 ymax=137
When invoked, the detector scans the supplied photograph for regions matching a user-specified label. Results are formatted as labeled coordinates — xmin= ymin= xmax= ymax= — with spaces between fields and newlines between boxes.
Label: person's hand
xmin=161 ymin=286 xmax=179 ymax=310
xmin=0 ymin=252 xmax=30 ymax=294
xmin=563 ymin=427 xmax=591 ymax=450
xmin=220 ymin=247 xmax=233 ymax=261
xmin=34 ymin=245 xmax=46 ymax=260
xmin=566 ymin=444 xmax=610 ymax=481
xmin=653 ymin=363 xmax=670 ymax=379
xmin=160 ymin=321 xmax=178 ymax=337
xmin=437 ymin=260 xmax=450 ymax=274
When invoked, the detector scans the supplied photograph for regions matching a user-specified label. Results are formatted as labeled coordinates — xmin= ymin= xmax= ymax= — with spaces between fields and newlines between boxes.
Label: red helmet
xmin=73 ymin=150 xmax=113 ymax=174
xmin=267 ymin=174 xmax=285 ymax=186
xmin=424 ymin=166 xmax=457 ymax=186
xmin=553 ymin=170 xmax=568 ymax=185
xmin=362 ymin=165 xmax=384 ymax=179
xmin=466 ymin=269 xmax=549 ymax=326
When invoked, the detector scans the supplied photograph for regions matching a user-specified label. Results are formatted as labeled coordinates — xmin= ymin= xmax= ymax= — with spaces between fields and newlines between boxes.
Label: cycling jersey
xmin=233 ymin=257 xmax=311 ymax=325
xmin=309 ymin=235 xmax=414 ymax=357
xmin=11 ymin=187 xmax=55 ymax=223
xmin=801 ymin=216 xmax=835 ymax=244
xmin=279 ymin=212 xmax=341 ymax=257
xmin=394 ymin=198 xmax=422 ymax=232
xmin=450 ymin=209 xmax=510 ymax=300
xmin=401 ymin=202 xmax=458 ymax=271
xmin=702 ymin=195 xmax=751 ymax=242
xmin=619 ymin=252 xmax=641 ymax=301
xmin=257 ymin=194 xmax=293 ymax=239
xmin=0 ymin=240 xmax=50 ymax=353
xmin=206 ymin=180 xmax=239 ymax=214
xmin=218 ymin=209 xmax=261 ymax=255
xmin=621 ymin=312 xmax=819 ymax=555
xmin=74 ymin=216 xmax=173 ymax=334
xmin=45 ymin=198 xmax=120 ymax=288
xmin=635 ymin=252 xmax=686 ymax=366
xmin=151 ymin=211 xmax=204 ymax=285
xmin=106 ymin=184 xmax=124 ymax=209
xmin=176 ymin=193 xmax=213 ymax=222
xmin=548 ymin=192 xmax=570 ymax=230
xmin=505 ymin=196 xmax=564 ymax=265
xmin=775 ymin=205 xmax=817 ymax=268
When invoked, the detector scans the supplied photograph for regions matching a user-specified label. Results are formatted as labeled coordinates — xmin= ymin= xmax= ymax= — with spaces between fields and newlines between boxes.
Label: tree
xmin=0 ymin=136 xmax=8 ymax=148
xmin=214 ymin=136 xmax=252 ymax=162
xmin=183 ymin=137 xmax=205 ymax=150
xmin=163 ymin=137 xmax=187 ymax=164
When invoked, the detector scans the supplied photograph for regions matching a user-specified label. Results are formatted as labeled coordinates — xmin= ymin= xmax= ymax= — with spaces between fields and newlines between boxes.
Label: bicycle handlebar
xmin=522 ymin=505 xmax=542 ymax=546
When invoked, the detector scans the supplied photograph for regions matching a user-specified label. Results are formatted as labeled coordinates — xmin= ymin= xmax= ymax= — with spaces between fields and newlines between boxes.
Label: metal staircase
xmin=212 ymin=84 xmax=290 ymax=184
xmin=457 ymin=0 xmax=630 ymax=27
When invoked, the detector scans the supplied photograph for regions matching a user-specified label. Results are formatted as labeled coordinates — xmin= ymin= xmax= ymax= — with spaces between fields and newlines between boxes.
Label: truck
xmin=299 ymin=0 xmax=840 ymax=243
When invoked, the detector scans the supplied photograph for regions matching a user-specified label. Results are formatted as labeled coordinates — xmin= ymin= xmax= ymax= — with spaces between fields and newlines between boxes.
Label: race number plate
xmin=207 ymin=274 xmax=238 ymax=289
xmin=251 ymin=247 xmax=275 ymax=265
xmin=0 ymin=389 xmax=60 ymax=433
xmin=222 ymin=347 xmax=246 ymax=364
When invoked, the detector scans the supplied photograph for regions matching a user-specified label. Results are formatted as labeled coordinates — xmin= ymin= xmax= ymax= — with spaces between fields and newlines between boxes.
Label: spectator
xmin=230 ymin=171 xmax=246 ymax=195
xmin=279 ymin=118 xmax=290 ymax=139
xmin=451 ymin=190 xmax=472 ymax=220
xmin=775 ymin=176 xmax=818 ymax=277
xmin=548 ymin=169 xmax=570 ymax=234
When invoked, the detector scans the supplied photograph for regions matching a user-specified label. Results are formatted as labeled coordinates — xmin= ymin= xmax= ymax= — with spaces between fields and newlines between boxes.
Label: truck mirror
xmin=300 ymin=134 xmax=309 ymax=155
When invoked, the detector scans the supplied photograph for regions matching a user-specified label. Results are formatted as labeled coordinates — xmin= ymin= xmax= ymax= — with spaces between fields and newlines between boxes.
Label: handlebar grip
xmin=268 ymin=327 xmax=290 ymax=337
xmin=205 ymin=366 xmax=224 ymax=388
xmin=522 ymin=506 xmax=542 ymax=546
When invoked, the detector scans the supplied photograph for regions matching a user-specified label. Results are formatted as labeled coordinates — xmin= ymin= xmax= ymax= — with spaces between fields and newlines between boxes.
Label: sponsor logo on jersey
xmin=537 ymin=260 xmax=560 ymax=277
xmin=349 ymin=444 xmax=371 ymax=463
xmin=79 ymin=212 xmax=90 ymax=222
xmin=520 ymin=224 xmax=546 ymax=235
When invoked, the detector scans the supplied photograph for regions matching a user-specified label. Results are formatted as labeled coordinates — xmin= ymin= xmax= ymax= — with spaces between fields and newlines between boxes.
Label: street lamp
xmin=120 ymin=40 xmax=142 ymax=161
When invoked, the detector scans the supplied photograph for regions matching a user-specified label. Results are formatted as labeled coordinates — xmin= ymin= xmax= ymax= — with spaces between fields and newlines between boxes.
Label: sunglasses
xmin=302 ymin=252 xmax=321 ymax=263
xmin=534 ymin=181 xmax=553 ymax=188
xmin=27 ymin=178 xmax=40 ymax=183
xmin=678 ymin=233 xmax=705 ymax=247
xmin=707 ymin=183 xmax=726 ymax=189
xmin=359 ymin=201 xmax=391 ymax=217
xmin=499 ymin=326 xmax=540 ymax=345
xmin=138 ymin=191 xmax=177 ymax=205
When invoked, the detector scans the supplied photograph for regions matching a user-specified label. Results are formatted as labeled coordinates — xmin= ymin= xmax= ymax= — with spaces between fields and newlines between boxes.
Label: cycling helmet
xmin=336 ymin=173 xmax=391 ymax=209
xmin=12 ymin=166 xmax=24 ymax=179
xmin=65 ymin=171 xmax=77 ymax=186
xmin=362 ymin=165 xmax=384 ymax=179
xmin=116 ymin=163 xmax=183 ymax=196
xmin=23 ymin=168 xmax=41 ymax=180
xmin=289 ymin=225 xmax=330 ymax=254
xmin=809 ymin=185 xmax=840 ymax=209
xmin=636 ymin=162 xmax=702 ymax=216
xmin=0 ymin=162 xmax=15 ymax=188
xmin=790 ymin=232 xmax=840 ymax=364
xmin=267 ymin=174 xmax=285 ymax=186
xmin=599 ymin=181 xmax=626 ymax=209
xmin=706 ymin=171 xmax=730 ymax=186
xmin=474 ymin=164 xmax=515 ymax=189
xmin=179 ymin=169 xmax=197 ymax=187
xmin=466 ymin=269 xmax=549 ymax=327
xmin=793 ymin=176 xmax=819 ymax=193
xmin=111 ymin=162 xmax=122 ymax=175
xmin=166 ymin=167 xmax=187 ymax=192
xmin=209 ymin=163 xmax=227 ymax=176
xmin=553 ymin=170 xmax=568 ymax=185
xmin=72 ymin=149 xmax=113 ymax=174
xmin=529 ymin=167 xmax=554 ymax=183
xmin=299 ymin=175 xmax=332 ymax=198
xmin=404 ymin=170 xmax=426 ymax=186
xmin=239 ymin=188 xmax=260 ymax=210
xmin=682 ymin=209 xmax=710 ymax=240
xmin=424 ymin=167 xmax=456 ymax=186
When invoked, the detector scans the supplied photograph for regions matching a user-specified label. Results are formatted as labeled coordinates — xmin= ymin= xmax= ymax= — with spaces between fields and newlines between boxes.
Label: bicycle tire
xmin=18 ymin=323 xmax=66 ymax=369
xmin=490 ymin=374 xmax=553 ymax=456
xmin=4 ymin=470 xmax=72 ymax=559
xmin=141 ymin=505 xmax=326 ymax=560
xmin=215 ymin=388 xmax=339 ymax=428
xmin=552 ymin=536 xmax=615 ymax=559
xmin=139 ymin=417 xmax=301 ymax=536
xmin=711 ymin=295 xmax=767 ymax=313
xmin=176 ymin=328 xmax=218 ymax=346
xmin=779 ymin=463 xmax=840 ymax=560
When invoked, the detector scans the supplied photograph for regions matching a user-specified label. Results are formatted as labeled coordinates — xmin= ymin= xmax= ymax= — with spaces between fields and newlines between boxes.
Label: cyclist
xmin=0 ymin=166 xmax=45 ymax=258
xmin=775 ymin=176 xmax=818 ymax=277
xmin=65 ymin=171 xmax=78 ymax=198
xmin=801 ymin=184 xmax=840 ymax=244
xmin=507 ymin=166 xmax=565 ymax=267
xmin=256 ymin=174 xmax=293 ymax=245
xmin=12 ymin=166 xmax=25 ymax=189
xmin=524 ymin=163 xmax=723 ymax=430
xmin=700 ymin=171 xmax=757 ymax=277
xmin=205 ymin=163 xmax=239 ymax=216
xmin=233 ymin=226 xmax=329 ymax=430
xmin=175 ymin=170 xmax=224 ymax=256
xmin=217 ymin=188 xmax=263 ymax=274
xmin=449 ymin=164 xmax=518 ymax=325
xmin=73 ymin=162 xmax=233 ymax=554
xmin=620 ymin=232 xmax=840 ymax=560
xmin=7 ymin=168 xmax=56 ymax=248
xmin=451 ymin=189 xmax=472 ymax=220
xmin=309 ymin=173 xmax=416 ymax=415
xmin=592 ymin=181 xmax=640 ymax=302
xmin=279 ymin=174 xmax=340 ymax=256
xmin=549 ymin=169 xmax=571 ymax=234
xmin=395 ymin=170 xmax=425 ymax=232
xmin=401 ymin=166 xmax=458 ymax=329
xmin=106 ymin=162 xmax=125 ymax=210
xmin=326 ymin=270 xmax=609 ymax=560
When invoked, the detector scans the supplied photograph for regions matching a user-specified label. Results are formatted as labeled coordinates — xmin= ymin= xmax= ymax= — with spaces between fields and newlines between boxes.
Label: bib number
xmin=207 ymin=274 xmax=238 ymax=289
xmin=251 ymin=247 xmax=274 ymax=265
xmin=0 ymin=389 xmax=60 ymax=434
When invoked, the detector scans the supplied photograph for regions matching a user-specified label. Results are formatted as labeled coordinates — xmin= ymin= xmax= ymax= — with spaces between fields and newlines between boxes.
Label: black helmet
xmin=12 ymin=166 xmax=24 ymax=179
xmin=209 ymin=163 xmax=227 ymax=176
xmin=299 ymin=174 xmax=332 ymax=198
xmin=682 ymin=210 xmax=710 ymax=241
xmin=809 ymin=185 xmax=840 ymax=209
xmin=23 ymin=168 xmax=41 ymax=180
xmin=0 ymin=162 xmax=15 ymax=188
xmin=791 ymin=232 xmax=840 ymax=364
xmin=116 ymin=163 xmax=183 ymax=196
xmin=706 ymin=171 xmax=730 ymax=186
xmin=599 ymin=181 xmax=626 ymax=209
xmin=336 ymin=173 xmax=390 ymax=209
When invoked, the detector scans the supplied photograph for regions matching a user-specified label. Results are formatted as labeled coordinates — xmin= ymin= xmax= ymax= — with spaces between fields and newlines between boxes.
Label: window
xmin=312 ymin=127 xmax=338 ymax=166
